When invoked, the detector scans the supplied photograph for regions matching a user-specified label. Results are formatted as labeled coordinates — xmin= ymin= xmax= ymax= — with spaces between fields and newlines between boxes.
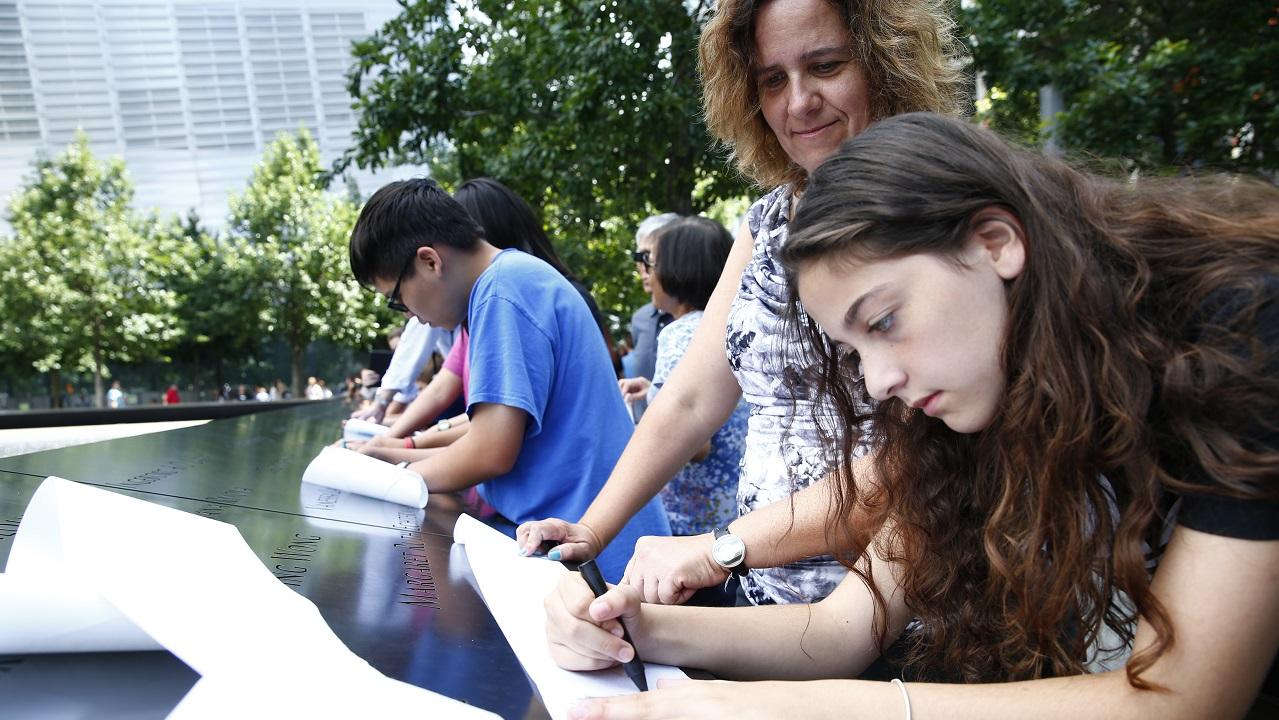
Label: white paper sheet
xmin=298 ymin=479 xmax=425 ymax=529
xmin=1 ymin=477 xmax=497 ymax=719
xmin=0 ymin=574 xmax=160 ymax=653
xmin=342 ymin=418 xmax=390 ymax=442
xmin=453 ymin=513 xmax=687 ymax=719
xmin=301 ymin=445 xmax=429 ymax=508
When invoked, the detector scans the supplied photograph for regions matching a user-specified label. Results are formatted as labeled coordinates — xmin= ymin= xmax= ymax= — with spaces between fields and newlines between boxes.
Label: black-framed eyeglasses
xmin=386 ymin=253 xmax=415 ymax=313
xmin=631 ymin=249 xmax=652 ymax=270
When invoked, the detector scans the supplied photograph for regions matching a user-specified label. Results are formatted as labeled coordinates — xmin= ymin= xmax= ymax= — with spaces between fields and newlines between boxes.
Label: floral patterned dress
xmin=649 ymin=311 xmax=747 ymax=535
xmin=726 ymin=184 xmax=867 ymax=605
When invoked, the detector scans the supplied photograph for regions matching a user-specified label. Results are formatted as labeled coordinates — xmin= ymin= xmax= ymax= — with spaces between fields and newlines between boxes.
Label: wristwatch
xmin=711 ymin=528 xmax=748 ymax=576
xmin=434 ymin=419 xmax=452 ymax=432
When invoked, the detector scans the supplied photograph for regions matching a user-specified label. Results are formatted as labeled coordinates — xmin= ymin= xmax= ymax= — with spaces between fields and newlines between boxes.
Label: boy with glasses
xmin=348 ymin=179 xmax=670 ymax=581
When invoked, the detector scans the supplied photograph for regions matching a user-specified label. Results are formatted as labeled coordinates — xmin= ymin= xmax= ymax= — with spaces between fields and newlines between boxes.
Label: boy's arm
xmin=407 ymin=402 xmax=527 ymax=492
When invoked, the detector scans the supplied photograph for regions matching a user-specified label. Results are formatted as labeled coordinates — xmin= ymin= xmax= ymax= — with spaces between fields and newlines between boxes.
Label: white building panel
xmin=1 ymin=0 xmax=426 ymax=233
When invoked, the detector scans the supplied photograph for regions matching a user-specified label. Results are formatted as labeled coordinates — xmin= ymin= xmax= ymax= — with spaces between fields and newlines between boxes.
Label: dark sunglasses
xmin=386 ymin=253 xmax=415 ymax=313
xmin=631 ymin=249 xmax=652 ymax=270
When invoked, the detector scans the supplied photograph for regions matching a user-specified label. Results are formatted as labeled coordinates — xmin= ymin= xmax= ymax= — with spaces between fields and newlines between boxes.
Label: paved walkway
xmin=0 ymin=420 xmax=210 ymax=459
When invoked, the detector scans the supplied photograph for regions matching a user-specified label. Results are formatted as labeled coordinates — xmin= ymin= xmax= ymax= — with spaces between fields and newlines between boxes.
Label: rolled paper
xmin=302 ymin=446 xmax=429 ymax=508
xmin=342 ymin=418 xmax=390 ymax=442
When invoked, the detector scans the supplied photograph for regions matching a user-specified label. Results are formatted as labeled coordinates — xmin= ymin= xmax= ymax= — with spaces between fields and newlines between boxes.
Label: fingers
xmin=516 ymin=520 xmax=601 ymax=560
xmin=587 ymin=584 xmax=642 ymax=624
xmin=621 ymin=555 xmax=635 ymax=586
xmin=517 ymin=521 xmax=547 ymax=556
xmin=545 ymin=575 xmax=636 ymax=671
xmin=638 ymin=576 xmax=661 ymax=605
xmin=623 ymin=535 xmax=723 ymax=606
xmin=517 ymin=518 xmax=566 ymax=556
xmin=567 ymin=687 xmax=698 ymax=720
xmin=616 ymin=378 xmax=648 ymax=403
xmin=658 ymin=576 xmax=694 ymax=606
xmin=549 ymin=540 xmax=594 ymax=562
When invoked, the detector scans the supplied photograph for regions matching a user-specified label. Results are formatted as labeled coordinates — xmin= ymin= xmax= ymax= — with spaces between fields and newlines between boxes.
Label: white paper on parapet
xmin=0 ymin=573 xmax=161 ymax=653
xmin=1 ymin=477 xmax=497 ymax=719
xmin=301 ymin=445 xmax=429 ymax=508
xmin=342 ymin=418 xmax=390 ymax=442
xmin=298 ymin=479 xmax=425 ymax=529
xmin=453 ymin=513 xmax=688 ymax=720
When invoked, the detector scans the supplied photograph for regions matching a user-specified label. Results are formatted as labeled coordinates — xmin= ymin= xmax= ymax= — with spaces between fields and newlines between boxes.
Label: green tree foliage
xmin=964 ymin=2 xmax=1279 ymax=173
xmin=228 ymin=129 xmax=387 ymax=396
xmin=1 ymin=132 xmax=181 ymax=406
xmin=333 ymin=0 xmax=751 ymax=329
xmin=159 ymin=210 xmax=269 ymax=394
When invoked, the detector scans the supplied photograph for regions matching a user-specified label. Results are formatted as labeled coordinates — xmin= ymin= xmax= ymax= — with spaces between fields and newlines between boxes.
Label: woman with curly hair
xmin=544 ymin=113 xmax=1278 ymax=717
xmin=520 ymin=0 xmax=967 ymax=608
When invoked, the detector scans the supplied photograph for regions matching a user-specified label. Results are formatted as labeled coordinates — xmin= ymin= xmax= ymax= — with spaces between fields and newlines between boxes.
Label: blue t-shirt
xmin=466 ymin=249 xmax=671 ymax=581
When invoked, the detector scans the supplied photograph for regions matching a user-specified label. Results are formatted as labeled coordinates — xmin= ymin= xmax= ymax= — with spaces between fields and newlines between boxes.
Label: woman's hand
xmin=545 ymin=570 xmax=643 ymax=671
xmin=623 ymin=534 xmax=728 ymax=605
xmin=517 ymin=518 xmax=604 ymax=561
xmin=567 ymin=679 xmax=795 ymax=720
xmin=618 ymin=377 xmax=652 ymax=405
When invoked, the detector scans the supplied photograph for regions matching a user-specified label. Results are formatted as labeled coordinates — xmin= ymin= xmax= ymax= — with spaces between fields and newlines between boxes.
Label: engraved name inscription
xmin=391 ymin=507 xmax=420 ymax=532
xmin=193 ymin=487 xmax=253 ymax=520
xmin=117 ymin=454 xmax=217 ymax=488
xmin=0 ymin=516 xmax=20 ymax=542
xmin=303 ymin=488 xmax=342 ymax=511
xmin=269 ymin=533 xmax=322 ymax=588
xmin=396 ymin=531 xmax=440 ymax=608
xmin=205 ymin=487 xmax=251 ymax=505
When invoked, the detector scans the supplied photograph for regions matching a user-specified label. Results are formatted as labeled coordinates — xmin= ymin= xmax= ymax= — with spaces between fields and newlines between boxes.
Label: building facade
xmin=0 ymin=0 xmax=422 ymax=232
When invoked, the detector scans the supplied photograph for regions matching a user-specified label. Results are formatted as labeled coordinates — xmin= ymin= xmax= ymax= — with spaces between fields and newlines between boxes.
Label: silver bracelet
xmin=891 ymin=678 xmax=912 ymax=720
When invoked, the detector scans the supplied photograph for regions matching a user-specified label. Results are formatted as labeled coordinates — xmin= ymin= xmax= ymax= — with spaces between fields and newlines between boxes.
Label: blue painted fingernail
xmin=548 ymin=549 xmax=562 ymax=561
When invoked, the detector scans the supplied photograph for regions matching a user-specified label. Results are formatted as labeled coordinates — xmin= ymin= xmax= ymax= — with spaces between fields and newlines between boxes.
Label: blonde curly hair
xmin=699 ymin=0 xmax=968 ymax=190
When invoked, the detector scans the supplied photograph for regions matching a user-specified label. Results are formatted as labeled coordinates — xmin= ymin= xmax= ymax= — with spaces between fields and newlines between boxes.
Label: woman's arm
xmin=518 ymin=220 xmax=755 ymax=558
xmin=560 ymin=526 xmax=1279 ymax=720
xmin=623 ymin=455 xmax=875 ymax=604
xmin=547 ymin=520 xmax=908 ymax=680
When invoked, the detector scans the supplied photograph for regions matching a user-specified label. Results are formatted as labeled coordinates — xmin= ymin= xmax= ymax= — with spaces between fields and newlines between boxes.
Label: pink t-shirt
xmin=441 ymin=328 xmax=471 ymax=404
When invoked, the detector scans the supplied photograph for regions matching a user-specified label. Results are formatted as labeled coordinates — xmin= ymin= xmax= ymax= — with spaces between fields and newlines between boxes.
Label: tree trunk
xmin=290 ymin=343 xmax=305 ymax=398
xmin=192 ymin=349 xmax=202 ymax=401
xmin=91 ymin=319 xmax=104 ymax=408
xmin=49 ymin=369 xmax=61 ymax=409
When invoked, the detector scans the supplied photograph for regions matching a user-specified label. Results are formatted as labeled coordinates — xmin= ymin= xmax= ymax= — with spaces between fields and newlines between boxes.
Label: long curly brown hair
xmin=778 ymin=113 xmax=1279 ymax=686
xmin=698 ymin=0 xmax=967 ymax=190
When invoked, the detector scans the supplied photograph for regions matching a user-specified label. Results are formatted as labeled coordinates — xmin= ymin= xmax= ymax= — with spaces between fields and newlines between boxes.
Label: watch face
xmin=712 ymin=534 xmax=745 ymax=567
